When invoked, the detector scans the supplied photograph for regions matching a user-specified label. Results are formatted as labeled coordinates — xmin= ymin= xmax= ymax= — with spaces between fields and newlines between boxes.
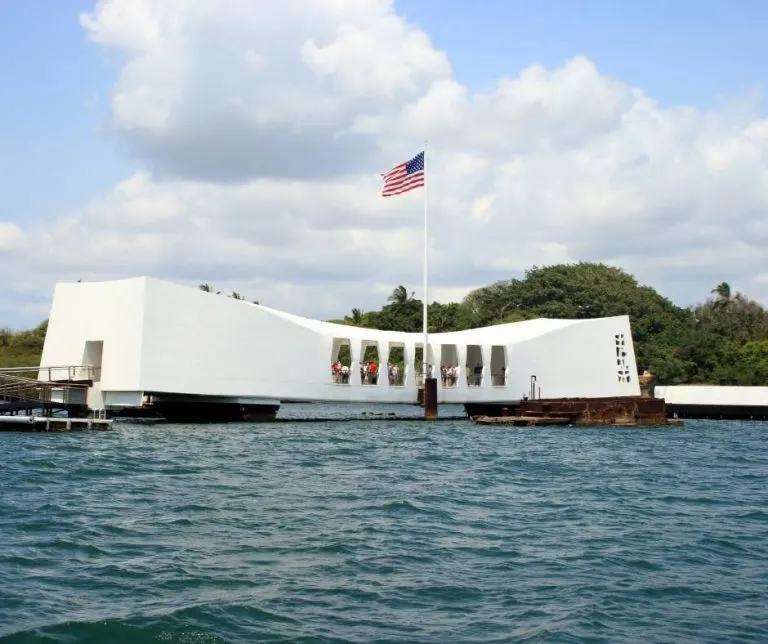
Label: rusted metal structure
xmin=422 ymin=377 xmax=438 ymax=419
xmin=638 ymin=370 xmax=656 ymax=398
xmin=471 ymin=395 xmax=673 ymax=427
xmin=519 ymin=396 xmax=668 ymax=425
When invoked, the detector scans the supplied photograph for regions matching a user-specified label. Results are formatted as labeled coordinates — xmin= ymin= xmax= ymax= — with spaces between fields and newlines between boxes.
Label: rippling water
xmin=1 ymin=404 xmax=767 ymax=643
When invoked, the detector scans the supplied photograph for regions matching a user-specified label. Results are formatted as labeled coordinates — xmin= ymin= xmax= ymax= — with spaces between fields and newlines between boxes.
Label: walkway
xmin=0 ymin=366 xmax=94 ymax=416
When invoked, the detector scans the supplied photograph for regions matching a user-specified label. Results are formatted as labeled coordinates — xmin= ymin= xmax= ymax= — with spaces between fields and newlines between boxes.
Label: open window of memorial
xmin=81 ymin=340 xmax=103 ymax=383
xmin=440 ymin=344 xmax=459 ymax=387
xmin=466 ymin=344 xmax=484 ymax=387
xmin=414 ymin=344 xmax=437 ymax=385
xmin=387 ymin=341 xmax=406 ymax=386
xmin=330 ymin=338 xmax=352 ymax=384
xmin=361 ymin=340 xmax=380 ymax=385
xmin=414 ymin=346 xmax=424 ymax=386
xmin=490 ymin=345 xmax=507 ymax=386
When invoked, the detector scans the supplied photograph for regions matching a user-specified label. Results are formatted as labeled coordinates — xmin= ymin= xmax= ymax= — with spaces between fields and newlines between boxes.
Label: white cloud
xmin=4 ymin=0 xmax=768 ymax=327
xmin=0 ymin=222 xmax=24 ymax=252
xmin=78 ymin=0 xmax=449 ymax=181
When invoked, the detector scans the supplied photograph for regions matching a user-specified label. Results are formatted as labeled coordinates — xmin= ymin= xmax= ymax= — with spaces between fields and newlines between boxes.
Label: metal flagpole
xmin=422 ymin=140 xmax=429 ymax=382
xmin=421 ymin=141 xmax=437 ymax=419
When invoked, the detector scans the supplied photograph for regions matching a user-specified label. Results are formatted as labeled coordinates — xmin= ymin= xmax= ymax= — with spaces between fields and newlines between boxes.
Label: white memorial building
xmin=39 ymin=277 xmax=641 ymax=420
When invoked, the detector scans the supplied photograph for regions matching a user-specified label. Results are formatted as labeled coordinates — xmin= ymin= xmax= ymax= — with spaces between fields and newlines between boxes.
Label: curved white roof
xmin=70 ymin=276 xmax=614 ymax=344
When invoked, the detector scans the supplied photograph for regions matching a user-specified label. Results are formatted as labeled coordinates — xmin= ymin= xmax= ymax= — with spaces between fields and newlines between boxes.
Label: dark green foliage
xmin=6 ymin=264 xmax=768 ymax=385
xmin=733 ymin=341 xmax=768 ymax=385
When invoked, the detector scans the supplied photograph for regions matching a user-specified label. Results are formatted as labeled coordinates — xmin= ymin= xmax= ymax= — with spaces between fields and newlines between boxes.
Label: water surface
xmin=1 ymin=405 xmax=766 ymax=642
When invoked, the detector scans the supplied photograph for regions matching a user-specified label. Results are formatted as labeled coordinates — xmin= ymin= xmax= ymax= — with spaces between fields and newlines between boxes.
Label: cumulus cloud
xmin=79 ymin=0 xmax=450 ymax=181
xmin=4 ymin=0 xmax=768 ymax=326
xmin=0 ymin=222 xmax=24 ymax=252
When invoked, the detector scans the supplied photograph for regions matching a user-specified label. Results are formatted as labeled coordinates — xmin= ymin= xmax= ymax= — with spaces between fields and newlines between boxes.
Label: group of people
xmin=330 ymin=361 xmax=504 ymax=387
xmin=331 ymin=361 xmax=402 ymax=385
xmin=438 ymin=364 xmax=486 ymax=387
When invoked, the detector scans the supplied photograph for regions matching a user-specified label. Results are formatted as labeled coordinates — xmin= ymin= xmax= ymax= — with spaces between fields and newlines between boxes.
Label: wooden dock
xmin=0 ymin=416 xmax=112 ymax=432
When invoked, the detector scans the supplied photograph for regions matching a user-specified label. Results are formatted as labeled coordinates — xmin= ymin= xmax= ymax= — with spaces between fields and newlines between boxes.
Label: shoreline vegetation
xmin=2 ymin=263 xmax=768 ymax=385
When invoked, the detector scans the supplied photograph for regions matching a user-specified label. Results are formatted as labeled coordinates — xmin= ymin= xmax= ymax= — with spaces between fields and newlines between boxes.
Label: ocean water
xmin=1 ymin=404 xmax=766 ymax=643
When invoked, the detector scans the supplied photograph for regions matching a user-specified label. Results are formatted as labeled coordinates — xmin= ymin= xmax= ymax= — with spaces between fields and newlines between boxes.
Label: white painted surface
xmin=40 ymin=279 xmax=145 ymax=391
xmin=49 ymin=387 xmax=87 ymax=405
xmin=40 ymin=277 xmax=641 ymax=408
xmin=655 ymin=385 xmax=768 ymax=406
xmin=102 ymin=391 xmax=144 ymax=408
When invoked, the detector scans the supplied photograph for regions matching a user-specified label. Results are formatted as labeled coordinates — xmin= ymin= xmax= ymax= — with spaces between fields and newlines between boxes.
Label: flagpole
xmin=422 ymin=140 xmax=429 ymax=382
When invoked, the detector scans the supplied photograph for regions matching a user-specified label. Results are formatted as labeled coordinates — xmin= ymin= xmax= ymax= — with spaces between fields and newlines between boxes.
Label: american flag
xmin=381 ymin=151 xmax=425 ymax=197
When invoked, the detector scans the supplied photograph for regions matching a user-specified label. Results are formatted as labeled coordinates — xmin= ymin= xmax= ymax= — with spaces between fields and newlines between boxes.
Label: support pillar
xmin=424 ymin=377 xmax=438 ymax=420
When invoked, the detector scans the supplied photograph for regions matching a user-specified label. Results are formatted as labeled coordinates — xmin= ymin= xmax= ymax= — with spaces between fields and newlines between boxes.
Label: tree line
xmin=2 ymin=263 xmax=768 ymax=385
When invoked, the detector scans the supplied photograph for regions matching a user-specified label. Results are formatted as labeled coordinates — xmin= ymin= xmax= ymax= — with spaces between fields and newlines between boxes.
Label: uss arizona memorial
xmin=39 ymin=277 xmax=641 ymax=420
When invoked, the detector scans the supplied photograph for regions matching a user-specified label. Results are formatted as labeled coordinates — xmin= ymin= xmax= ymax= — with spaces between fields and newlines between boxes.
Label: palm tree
xmin=387 ymin=285 xmax=414 ymax=308
xmin=712 ymin=282 xmax=731 ymax=301
xmin=350 ymin=308 xmax=364 ymax=325
xmin=711 ymin=282 xmax=741 ymax=310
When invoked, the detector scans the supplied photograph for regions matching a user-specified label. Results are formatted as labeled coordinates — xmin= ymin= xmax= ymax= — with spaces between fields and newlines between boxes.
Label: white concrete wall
xmin=41 ymin=277 xmax=642 ymax=406
xmin=139 ymin=278 xmax=336 ymax=400
xmin=498 ymin=316 xmax=639 ymax=401
xmin=655 ymin=385 xmax=768 ymax=406
xmin=40 ymin=279 xmax=146 ymax=392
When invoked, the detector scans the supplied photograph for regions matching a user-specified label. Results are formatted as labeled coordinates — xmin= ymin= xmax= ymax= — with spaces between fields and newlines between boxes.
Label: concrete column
xmin=379 ymin=342 xmax=390 ymax=387
xmin=405 ymin=341 xmax=417 ymax=391
xmin=482 ymin=344 xmax=492 ymax=389
xmin=350 ymin=341 xmax=362 ymax=386
xmin=456 ymin=344 xmax=467 ymax=390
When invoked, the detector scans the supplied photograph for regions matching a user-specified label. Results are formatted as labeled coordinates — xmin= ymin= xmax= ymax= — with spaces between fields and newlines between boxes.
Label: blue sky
xmin=2 ymin=1 xmax=768 ymax=328
xmin=398 ymin=0 xmax=768 ymax=109
xmin=0 ymin=1 xmax=133 ymax=226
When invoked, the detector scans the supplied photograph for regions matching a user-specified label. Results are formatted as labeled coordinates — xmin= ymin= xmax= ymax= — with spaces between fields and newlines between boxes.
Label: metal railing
xmin=0 ymin=365 xmax=100 ymax=382
xmin=0 ymin=371 xmax=90 ymax=406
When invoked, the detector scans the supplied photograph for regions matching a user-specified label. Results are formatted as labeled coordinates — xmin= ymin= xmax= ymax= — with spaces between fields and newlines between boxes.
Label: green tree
xmin=387 ymin=285 xmax=413 ymax=308
xmin=337 ymin=308 xmax=370 ymax=327
xmin=711 ymin=281 xmax=733 ymax=308
xmin=734 ymin=341 xmax=768 ymax=385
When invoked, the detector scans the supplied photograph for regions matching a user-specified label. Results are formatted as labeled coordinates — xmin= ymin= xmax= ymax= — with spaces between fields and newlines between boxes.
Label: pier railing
xmin=0 ymin=370 xmax=91 ymax=409
xmin=0 ymin=365 xmax=100 ymax=383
